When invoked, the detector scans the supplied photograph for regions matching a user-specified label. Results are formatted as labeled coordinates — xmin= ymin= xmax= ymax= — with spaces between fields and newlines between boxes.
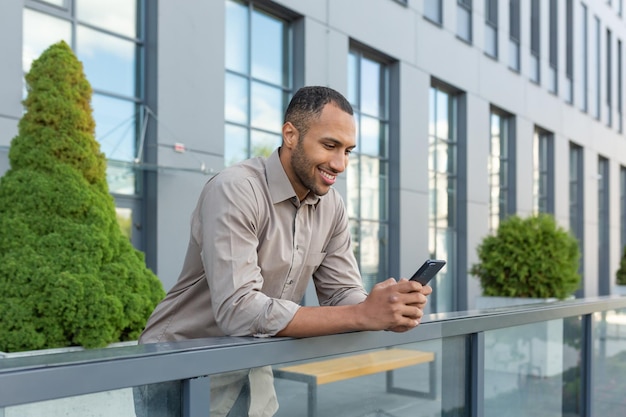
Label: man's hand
xmin=356 ymin=278 xmax=432 ymax=333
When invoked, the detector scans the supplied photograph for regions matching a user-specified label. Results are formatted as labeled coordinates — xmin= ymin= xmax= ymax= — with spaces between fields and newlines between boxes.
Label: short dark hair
xmin=284 ymin=86 xmax=353 ymax=139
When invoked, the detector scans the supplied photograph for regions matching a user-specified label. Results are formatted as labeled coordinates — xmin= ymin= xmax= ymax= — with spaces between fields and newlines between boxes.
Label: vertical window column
xmin=607 ymin=29 xmax=613 ymax=127
xmin=619 ymin=39 xmax=623 ymax=132
xmin=598 ymin=156 xmax=610 ymax=295
xmin=224 ymin=0 xmax=293 ymax=166
xmin=569 ymin=143 xmax=585 ymax=296
xmin=594 ymin=16 xmax=601 ymax=120
xmin=565 ymin=0 xmax=574 ymax=103
xmin=581 ymin=4 xmax=589 ymax=112
xmin=549 ymin=0 xmax=558 ymax=93
xmin=488 ymin=108 xmax=516 ymax=233
xmin=485 ymin=0 xmax=498 ymax=57
xmin=424 ymin=0 xmax=443 ymax=24
xmin=457 ymin=0 xmax=472 ymax=43
xmin=429 ymin=83 xmax=461 ymax=312
xmin=346 ymin=48 xmax=391 ymax=292
xmin=530 ymin=0 xmax=541 ymax=83
xmin=509 ymin=0 xmax=521 ymax=71
xmin=533 ymin=127 xmax=555 ymax=214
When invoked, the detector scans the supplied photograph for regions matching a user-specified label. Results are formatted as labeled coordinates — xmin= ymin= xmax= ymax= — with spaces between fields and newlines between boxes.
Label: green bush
xmin=0 ymin=41 xmax=164 ymax=353
xmin=470 ymin=214 xmax=581 ymax=300
xmin=617 ymin=246 xmax=626 ymax=286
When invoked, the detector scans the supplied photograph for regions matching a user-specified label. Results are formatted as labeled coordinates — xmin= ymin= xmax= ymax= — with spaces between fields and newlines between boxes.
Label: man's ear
xmin=282 ymin=122 xmax=299 ymax=149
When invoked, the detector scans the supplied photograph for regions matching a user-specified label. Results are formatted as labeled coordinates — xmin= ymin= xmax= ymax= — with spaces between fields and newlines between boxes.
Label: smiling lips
xmin=319 ymin=169 xmax=336 ymax=185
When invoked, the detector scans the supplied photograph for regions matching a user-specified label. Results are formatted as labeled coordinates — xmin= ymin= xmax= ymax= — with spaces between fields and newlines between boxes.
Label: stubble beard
xmin=290 ymin=141 xmax=329 ymax=197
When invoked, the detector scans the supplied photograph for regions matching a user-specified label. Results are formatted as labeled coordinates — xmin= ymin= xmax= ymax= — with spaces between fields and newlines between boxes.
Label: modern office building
xmin=2 ymin=0 xmax=626 ymax=313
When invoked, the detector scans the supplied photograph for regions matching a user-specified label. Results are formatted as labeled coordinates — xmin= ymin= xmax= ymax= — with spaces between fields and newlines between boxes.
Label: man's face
xmin=288 ymin=103 xmax=356 ymax=199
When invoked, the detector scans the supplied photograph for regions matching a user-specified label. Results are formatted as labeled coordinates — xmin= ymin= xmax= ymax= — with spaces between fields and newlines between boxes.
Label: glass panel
xmin=273 ymin=339 xmax=451 ymax=416
xmin=360 ymin=115 xmax=381 ymax=157
xmin=225 ymin=72 xmax=249 ymax=124
xmin=436 ymin=90 xmax=449 ymax=139
xmin=250 ymin=130 xmax=280 ymax=158
xmin=224 ymin=123 xmax=249 ymax=166
xmin=347 ymin=52 xmax=358 ymax=105
xmin=133 ymin=381 xmax=182 ymax=417
xmin=23 ymin=9 xmax=71 ymax=73
xmin=359 ymin=221 xmax=380 ymax=291
xmin=116 ymin=207 xmax=132 ymax=239
xmin=485 ymin=25 xmax=497 ymax=56
xmin=225 ymin=0 xmax=249 ymax=74
xmin=251 ymin=9 xmax=285 ymax=85
xmin=107 ymin=160 xmax=136 ymax=195
xmin=509 ymin=40 xmax=520 ymax=71
xmin=360 ymin=155 xmax=380 ymax=220
xmin=429 ymin=88 xmax=436 ymax=137
xmin=593 ymin=309 xmax=626 ymax=415
xmin=250 ymin=82 xmax=283 ymax=133
xmin=76 ymin=26 xmax=136 ymax=98
xmin=76 ymin=0 xmax=137 ymax=38
xmin=484 ymin=319 xmax=573 ymax=416
xmin=5 ymin=385 xmax=172 ymax=416
xmin=347 ymin=154 xmax=360 ymax=218
xmin=349 ymin=219 xmax=360 ymax=265
xmin=424 ymin=0 xmax=442 ymax=23
xmin=360 ymin=58 xmax=382 ymax=117
xmin=457 ymin=7 xmax=471 ymax=41
xmin=93 ymin=94 xmax=136 ymax=162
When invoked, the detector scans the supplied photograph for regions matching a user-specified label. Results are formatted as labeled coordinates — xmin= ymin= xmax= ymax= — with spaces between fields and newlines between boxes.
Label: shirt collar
xmin=266 ymin=148 xmax=321 ymax=207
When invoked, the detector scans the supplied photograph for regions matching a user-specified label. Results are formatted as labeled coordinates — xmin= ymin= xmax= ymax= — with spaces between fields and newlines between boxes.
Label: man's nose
xmin=329 ymin=151 xmax=348 ymax=173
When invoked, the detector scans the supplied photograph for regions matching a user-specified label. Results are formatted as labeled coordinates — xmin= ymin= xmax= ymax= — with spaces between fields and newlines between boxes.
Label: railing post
xmin=182 ymin=376 xmax=211 ymax=417
xmin=469 ymin=332 xmax=484 ymax=417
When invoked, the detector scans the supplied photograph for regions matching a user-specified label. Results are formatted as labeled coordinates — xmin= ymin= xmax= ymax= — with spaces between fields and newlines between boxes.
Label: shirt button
xmin=287 ymin=280 xmax=294 ymax=285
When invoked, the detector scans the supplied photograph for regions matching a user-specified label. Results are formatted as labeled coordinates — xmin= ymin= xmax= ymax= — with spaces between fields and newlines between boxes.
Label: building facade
xmin=1 ymin=0 xmax=626 ymax=312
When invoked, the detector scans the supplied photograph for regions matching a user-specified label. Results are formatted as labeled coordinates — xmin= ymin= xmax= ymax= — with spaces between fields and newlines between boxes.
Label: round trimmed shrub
xmin=0 ymin=41 xmax=164 ymax=352
xmin=470 ymin=213 xmax=581 ymax=300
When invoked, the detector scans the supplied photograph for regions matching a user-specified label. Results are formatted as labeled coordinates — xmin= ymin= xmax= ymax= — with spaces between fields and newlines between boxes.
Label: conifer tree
xmin=0 ymin=41 xmax=164 ymax=352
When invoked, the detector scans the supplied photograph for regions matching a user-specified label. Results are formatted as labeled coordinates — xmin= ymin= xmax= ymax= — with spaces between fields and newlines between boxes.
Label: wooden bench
xmin=273 ymin=348 xmax=436 ymax=417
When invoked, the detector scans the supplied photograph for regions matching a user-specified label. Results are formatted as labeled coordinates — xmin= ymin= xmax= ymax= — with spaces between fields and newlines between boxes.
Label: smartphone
xmin=409 ymin=259 xmax=446 ymax=285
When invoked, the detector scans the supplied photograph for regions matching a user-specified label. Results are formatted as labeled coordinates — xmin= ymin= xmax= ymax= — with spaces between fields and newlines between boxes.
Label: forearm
xmin=276 ymin=304 xmax=368 ymax=338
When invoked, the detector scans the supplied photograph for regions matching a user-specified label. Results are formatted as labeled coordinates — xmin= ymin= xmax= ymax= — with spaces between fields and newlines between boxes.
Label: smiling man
xmin=135 ymin=86 xmax=432 ymax=417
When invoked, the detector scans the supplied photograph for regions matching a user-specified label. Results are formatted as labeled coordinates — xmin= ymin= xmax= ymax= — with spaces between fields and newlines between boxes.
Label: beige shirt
xmin=139 ymin=148 xmax=367 ymax=415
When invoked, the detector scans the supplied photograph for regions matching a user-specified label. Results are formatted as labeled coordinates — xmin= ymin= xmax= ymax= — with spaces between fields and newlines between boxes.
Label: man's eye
xmin=324 ymin=143 xmax=335 ymax=149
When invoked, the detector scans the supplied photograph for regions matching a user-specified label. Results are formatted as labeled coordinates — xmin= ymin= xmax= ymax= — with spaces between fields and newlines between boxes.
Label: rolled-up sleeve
xmin=195 ymin=174 xmax=299 ymax=337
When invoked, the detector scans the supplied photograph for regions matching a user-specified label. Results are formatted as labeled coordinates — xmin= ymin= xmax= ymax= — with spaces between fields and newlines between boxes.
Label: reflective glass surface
xmin=225 ymin=72 xmax=249 ymax=124
xmin=484 ymin=318 xmax=582 ymax=417
xmin=593 ymin=309 xmax=626 ymax=416
xmin=22 ymin=9 xmax=71 ymax=72
xmin=76 ymin=0 xmax=137 ymax=38
xmin=224 ymin=123 xmax=249 ymax=167
xmin=273 ymin=339 xmax=459 ymax=417
xmin=250 ymin=130 xmax=281 ymax=158
xmin=76 ymin=26 xmax=137 ymax=97
xmin=225 ymin=0 xmax=249 ymax=73
xmin=251 ymin=9 xmax=286 ymax=86
xmin=250 ymin=82 xmax=283 ymax=132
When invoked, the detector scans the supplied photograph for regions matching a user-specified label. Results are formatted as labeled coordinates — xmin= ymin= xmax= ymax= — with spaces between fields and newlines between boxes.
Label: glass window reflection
xmin=92 ymin=94 xmax=136 ymax=162
xmin=23 ymin=9 xmax=71 ymax=72
xmin=251 ymin=82 xmax=283 ymax=132
xmin=251 ymin=9 xmax=286 ymax=86
xmin=76 ymin=0 xmax=137 ymax=38
xmin=225 ymin=0 xmax=249 ymax=73
xmin=225 ymin=72 xmax=249 ymax=124
xmin=224 ymin=124 xmax=249 ymax=167
xmin=76 ymin=26 xmax=136 ymax=97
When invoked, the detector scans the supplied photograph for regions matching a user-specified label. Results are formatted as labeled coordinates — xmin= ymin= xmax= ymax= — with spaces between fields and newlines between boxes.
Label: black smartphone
xmin=409 ymin=259 xmax=446 ymax=285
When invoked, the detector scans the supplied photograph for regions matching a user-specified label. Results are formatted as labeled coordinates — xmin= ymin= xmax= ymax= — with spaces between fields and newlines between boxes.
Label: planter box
xmin=1 ymin=342 xmax=137 ymax=417
xmin=476 ymin=296 xmax=564 ymax=379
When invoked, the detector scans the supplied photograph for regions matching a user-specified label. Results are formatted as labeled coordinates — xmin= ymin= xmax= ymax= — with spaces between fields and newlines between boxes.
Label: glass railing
xmin=1 ymin=296 xmax=626 ymax=417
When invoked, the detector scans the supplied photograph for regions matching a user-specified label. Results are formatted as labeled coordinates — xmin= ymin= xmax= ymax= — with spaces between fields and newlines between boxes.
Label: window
xmin=485 ymin=0 xmax=498 ymax=57
xmin=619 ymin=39 xmax=623 ymax=132
xmin=457 ymin=0 xmax=472 ymax=43
xmin=489 ymin=107 xmax=516 ymax=232
xmin=598 ymin=156 xmax=610 ymax=295
xmin=581 ymin=4 xmax=589 ymax=112
xmin=530 ymin=0 xmax=541 ymax=83
xmin=594 ymin=16 xmax=601 ymax=120
xmin=565 ymin=0 xmax=574 ymax=103
xmin=429 ymin=83 xmax=462 ymax=313
xmin=509 ymin=0 xmax=521 ymax=71
xmin=533 ymin=127 xmax=554 ymax=214
xmin=224 ymin=0 xmax=293 ymax=166
xmin=621 ymin=166 xmax=626 ymax=251
xmin=424 ymin=0 xmax=442 ymax=24
xmin=23 ymin=0 xmax=149 ymax=253
xmin=570 ymin=143 xmax=584 ymax=296
xmin=621 ymin=166 xmax=626 ymax=253
xmin=346 ymin=48 xmax=390 ymax=292
xmin=24 ymin=1 xmax=143 ymax=196
xmin=607 ymin=29 xmax=613 ymax=127
xmin=548 ymin=0 xmax=558 ymax=93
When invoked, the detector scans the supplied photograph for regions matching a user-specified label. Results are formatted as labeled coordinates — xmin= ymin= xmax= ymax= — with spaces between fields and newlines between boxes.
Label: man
xmin=136 ymin=86 xmax=432 ymax=416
